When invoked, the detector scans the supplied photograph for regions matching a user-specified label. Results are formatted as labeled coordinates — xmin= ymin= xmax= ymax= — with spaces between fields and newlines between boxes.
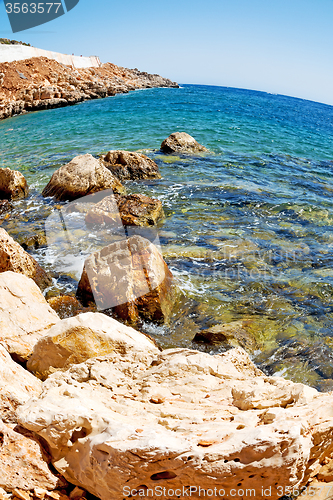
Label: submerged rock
xmin=193 ymin=320 xmax=257 ymax=351
xmin=20 ymin=232 xmax=47 ymax=251
xmin=0 ymin=271 xmax=59 ymax=361
xmin=85 ymin=193 xmax=164 ymax=227
xmin=0 ymin=228 xmax=51 ymax=290
xmin=18 ymin=345 xmax=333 ymax=500
xmin=160 ymin=132 xmax=208 ymax=154
xmin=0 ymin=344 xmax=42 ymax=423
xmin=27 ymin=312 xmax=159 ymax=380
xmin=101 ymin=150 xmax=161 ymax=180
xmin=47 ymin=295 xmax=94 ymax=319
xmin=77 ymin=235 xmax=174 ymax=326
xmin=42 ymin=154 xmax=125 ymax=201
xmin=0 ymin=168 xmax=28 ymax=200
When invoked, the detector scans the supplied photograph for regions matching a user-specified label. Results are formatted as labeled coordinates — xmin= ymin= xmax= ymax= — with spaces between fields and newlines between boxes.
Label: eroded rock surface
xmin=85 ymin=193 xmax=164 ymax=227
xmin=0 ymin=344 xmax=42 ymax=423
xmin=0 ymin=168 xmax=28 ymax=200
xmin=0 ymin=229 xmax=51 ymax=290
xmin=0 ymin=420 xmax=63 ymax=493
xmin=27 ymin=312 xmax=159 ymax=380
xmin=101 ymin=151 xmax=161 ymax=180
xmin=160 ymin=132 xmax=208 ymax=154
xmin=0 ymin=271 xmax=59 ymax=361
xmin=77 ymin=235 xmax=174 ymax=325
xmin=42 ymin=154 xmax=125 ymax=201
xmin=18 ymin=346 xmax=333 ymax=500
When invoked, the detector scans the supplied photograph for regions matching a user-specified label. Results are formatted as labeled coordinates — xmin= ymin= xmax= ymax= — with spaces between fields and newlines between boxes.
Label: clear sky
xmin=1 ymin=0 xmax=333 ymax=106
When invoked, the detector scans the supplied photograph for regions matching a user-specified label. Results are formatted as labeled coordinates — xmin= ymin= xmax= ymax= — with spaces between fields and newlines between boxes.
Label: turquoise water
xmin=1 ymin=84 xmax=333 ymax=390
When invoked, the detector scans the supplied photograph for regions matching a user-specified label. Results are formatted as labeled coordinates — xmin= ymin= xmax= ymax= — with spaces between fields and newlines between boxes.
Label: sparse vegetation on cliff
xmin=0 ymin=38 xmax=31 ymax=46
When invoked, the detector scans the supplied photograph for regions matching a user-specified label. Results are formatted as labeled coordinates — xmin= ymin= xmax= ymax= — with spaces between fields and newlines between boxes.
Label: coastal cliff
xmin=0 ymin=56 xmax=178 ymax=120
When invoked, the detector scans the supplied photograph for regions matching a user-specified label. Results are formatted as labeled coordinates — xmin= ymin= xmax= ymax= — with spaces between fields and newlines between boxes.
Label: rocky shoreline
xmin=0 ymin=133 xmax=333 ymax=500
xmin=0 ymin=56 xmax=179 ymax=121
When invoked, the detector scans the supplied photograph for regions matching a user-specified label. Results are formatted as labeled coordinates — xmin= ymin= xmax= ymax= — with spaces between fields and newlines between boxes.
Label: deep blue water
xmin=1 ymin=84 xmax=333 ymax=389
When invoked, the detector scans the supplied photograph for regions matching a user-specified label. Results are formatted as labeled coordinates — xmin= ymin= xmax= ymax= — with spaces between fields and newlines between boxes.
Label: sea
xmin=0 ymin=83 xmax=333 ymax=390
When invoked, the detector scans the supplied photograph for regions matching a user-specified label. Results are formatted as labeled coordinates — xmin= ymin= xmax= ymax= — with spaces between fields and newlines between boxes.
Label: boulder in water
xmin=42 ymin=154 xmax=125 ymax=201
xmin=77 ymin=235 xmax=174 ymax=326
xmin=85 ymin=193 xmax=164 ymax=227
xmin=160 ymin=132 xmax=208 ymax=154
xmin=0 ymin=168 xmax=28 ymax=200
xmin=101 ymin=150 xmax=161 ymax=180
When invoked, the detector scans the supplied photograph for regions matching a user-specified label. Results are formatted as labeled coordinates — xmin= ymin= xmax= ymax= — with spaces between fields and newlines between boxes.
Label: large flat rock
xmin=18 ymin=345 xmax=333 ymax=500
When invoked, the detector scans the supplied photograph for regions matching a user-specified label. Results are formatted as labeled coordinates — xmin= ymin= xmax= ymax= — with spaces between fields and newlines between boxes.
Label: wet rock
xmin=262 ymin=340 xmax=333 ymax=382
xmin=77 ymin=235 xmax=174 ymax=326
xmin=21 ymin=233 xmax=47 ymax=251
xmin=0 ymin=344 xmax=42 ymax=423
xmin=27 ymin=312 xmax=159 ymax=380
xmin=42 ymin=154 xmax=125 ymax=201
xmin=0 ymin=200 xmax=11 ymax=219
xmin=101 ymin=150 xmax=161 ymax=180
xmin=160 ymin=132 xmax=208 ymax=154
xmin=0 ymin=168 xmax=28 ymax=200
xmin=85 ymin=193 xmax=164 ymax=227
xmin=0 ymin=420 xmax=62 ymax=493
xmin=18 ymin=346 xmax=333 ymax=500
xmin=162 ymin=239 xmax=259 ymax=261
xmin=47 ymin=295 xmax=94 ymax=319
xmin=0 ymin=271 xmax=59 ymax=361
xmin=193 ymin=320 xmax=257 ymax=351
xmin=0 ymin=228 xmax=52 ymax=290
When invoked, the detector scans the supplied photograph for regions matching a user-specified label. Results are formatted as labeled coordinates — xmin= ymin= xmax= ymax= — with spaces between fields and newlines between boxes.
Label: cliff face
xmin=0 ymin=56 xmax=179 ymax=120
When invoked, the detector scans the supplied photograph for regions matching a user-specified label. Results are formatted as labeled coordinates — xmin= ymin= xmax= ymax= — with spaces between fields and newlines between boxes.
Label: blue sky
xmin=1 ymin=0 xmax=333 ymax=106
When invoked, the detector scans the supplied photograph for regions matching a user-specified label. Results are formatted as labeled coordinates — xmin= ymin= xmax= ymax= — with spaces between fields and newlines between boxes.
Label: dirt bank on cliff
xmin=0 ymin=56 xmax=178 ymax=120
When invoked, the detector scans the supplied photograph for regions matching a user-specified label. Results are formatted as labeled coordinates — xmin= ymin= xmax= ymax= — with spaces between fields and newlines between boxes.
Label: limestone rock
xmin=193 ymin=320 xmax=257 ymax=351
xmin=0 ymin=420 xmax=61 ymax=493
xmin=298 ymin=480 xmax=333 ymax=499
xmin=0 ymin=168 xmax=28 ymax=200
xmin=160 ymin=132 xmax=208 ymax=154
xmin=27 ymin=312 xmax=159 ymax=380
xmin=76 ymin=235 xmax=174 ymax=325
xmin=0 ymin=271 xmax=59 ymax=361
xmin=18 ymin=346 xmax=333 ymax=500
xmin=0 ymin=344 xmax=42 ymax=423
xmin=101 ymin=151 xmax=161 ymax=180
xmin=0 ymin=229 xmax=51 ymax=290
xmin=318 ymin=460 xmax=333 ymax=482
xmin=42 ymin=154 xmax=125 ymax=201
xmin=85 ymin=193 xmax=164 ymax=227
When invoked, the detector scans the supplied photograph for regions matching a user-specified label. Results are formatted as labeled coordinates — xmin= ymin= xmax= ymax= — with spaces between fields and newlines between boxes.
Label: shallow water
xmin=1 ymin=84 xmax=333 ymax=390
